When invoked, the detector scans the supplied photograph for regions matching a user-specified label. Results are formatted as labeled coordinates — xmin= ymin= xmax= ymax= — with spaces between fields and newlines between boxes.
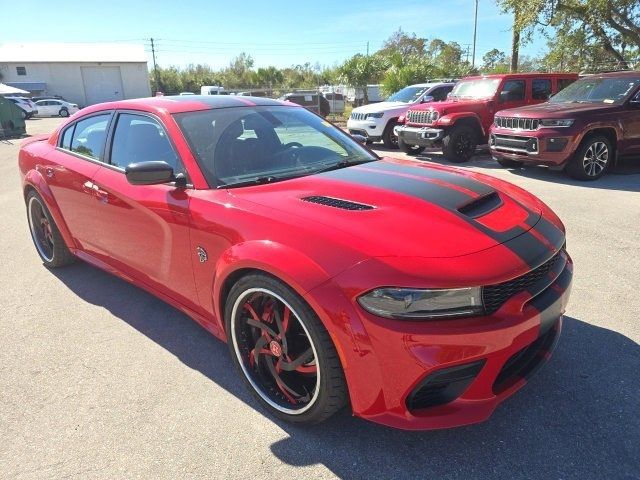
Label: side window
xmin=501 ymin=80 xmax=525 ymax=101
xmin=430 ymin=87 xmax=452 ymax=102
xmin=110 ymin=113 xmax=185 ymax=176
xmin=60 ymin=124 xmax=75 ymax=150
xmin=532 ymin=79 xmax=552 ymax=100
xmin=70 ymin=114 xmax=110 ymax=160
xmin=558 ymin=78 xmax=575 ymax=92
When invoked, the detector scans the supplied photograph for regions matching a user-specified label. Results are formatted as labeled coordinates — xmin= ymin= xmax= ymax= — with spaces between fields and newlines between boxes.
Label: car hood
xmin=410 ymin=98 xmax=489 ymax=115
xmin=498 ymin=102 xmax=621 ymax=118
xmin=228 ymin=159 xmax=550 ymax=259
xmin=352 ymin=101 xmax=410 ymax=114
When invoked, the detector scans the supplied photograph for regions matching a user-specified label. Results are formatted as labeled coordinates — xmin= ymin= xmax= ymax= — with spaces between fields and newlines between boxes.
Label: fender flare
xmin=438 ymin=112 xmax=485 ymax=137
xmin=23 ymin=170 xmax=76 ymax=250
xmin=211 ymin=240 xmax=338 ymax=334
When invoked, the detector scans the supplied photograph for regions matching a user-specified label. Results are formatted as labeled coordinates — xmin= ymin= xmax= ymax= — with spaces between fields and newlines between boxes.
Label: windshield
xmin=387 ymin=86 xmax=428 ymax=103
xmin=450 ymin=78 xmax=500 ymax=99
xmin=174 ymin=106 xmax=376 ymax=187
xmin=550 ymin=75 xmax=640 ymax=104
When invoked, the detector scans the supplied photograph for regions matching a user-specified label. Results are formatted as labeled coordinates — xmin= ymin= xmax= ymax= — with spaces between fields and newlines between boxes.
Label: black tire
xmin=442 ymin=125 xmax=478 ymax=163
xmin=59 ymin=108 xmax=69 ymax=118
xmin=496 ymin=158 xmax=523 ymax=168
xmin=26 ymin=190 xmax=75 ymax=268
xmin=225 ymin=273 xmax=348 ymax=424
xmin=566 ymin=135 xmax=612 ymax=181
xmin=382 ymin=120 xmax=400 ymax=149
xmin=398 ymin=136 xmax=425 ymax=155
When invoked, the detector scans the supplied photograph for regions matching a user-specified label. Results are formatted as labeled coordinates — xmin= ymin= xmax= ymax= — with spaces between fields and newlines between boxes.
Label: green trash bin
xmin=0 ymin=96 xmax=27 ymax=139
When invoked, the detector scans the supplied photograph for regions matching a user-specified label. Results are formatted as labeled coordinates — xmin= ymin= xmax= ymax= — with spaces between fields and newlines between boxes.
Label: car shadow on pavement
xmin=51 ymin=263 xmax=639 ymax=480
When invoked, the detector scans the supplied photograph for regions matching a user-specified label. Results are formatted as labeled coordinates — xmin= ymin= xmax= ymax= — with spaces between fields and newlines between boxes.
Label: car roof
xmin=79 ymin=95 xmax=295 ymax=115
xmin=464 ymin=72 xmax=578 ymax=80
xmin=581 ymin=70 xmax=640 ymax=78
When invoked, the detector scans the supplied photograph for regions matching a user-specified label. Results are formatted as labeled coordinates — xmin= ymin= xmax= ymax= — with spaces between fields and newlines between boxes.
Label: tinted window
xmin=16 ymin=66 xmax=26 ymax=76
xmin=532 ymin=79 xmax=552 ymax=100
xmin=60 ymin=125 xmax=75 ymax=150
xmin=558 ymin=78 xmax=575 ymax=91
xmin=70 ymin=114 xmax=110 ymax=160
xmin=502 ymin=80 xmax=525 ymax=101
xmin=430 ymin=86 xmax=453 ymax=101
xmin=110 ymin=113 xmax=184 ymax=175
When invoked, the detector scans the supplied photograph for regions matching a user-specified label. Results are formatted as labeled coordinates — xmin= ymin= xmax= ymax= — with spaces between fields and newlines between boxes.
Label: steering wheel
xmin=281 ymin=141 xmax=303 ymax=150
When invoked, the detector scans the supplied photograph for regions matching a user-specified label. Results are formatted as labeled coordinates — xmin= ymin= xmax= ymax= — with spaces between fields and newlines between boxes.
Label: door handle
xmin=82 ymin=180 xmax=97 ymax=194
xmin=95 ymin=188 xmax=109 ymax=203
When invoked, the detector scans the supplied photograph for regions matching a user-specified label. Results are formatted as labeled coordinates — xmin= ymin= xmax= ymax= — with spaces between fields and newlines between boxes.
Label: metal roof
xmin=0 ymin=43 xmax=147 ymax=63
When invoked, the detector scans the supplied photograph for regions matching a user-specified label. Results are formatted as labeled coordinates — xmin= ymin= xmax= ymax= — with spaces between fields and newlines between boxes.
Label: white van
xmin=200 ymin=86 xmax=227 ymax=95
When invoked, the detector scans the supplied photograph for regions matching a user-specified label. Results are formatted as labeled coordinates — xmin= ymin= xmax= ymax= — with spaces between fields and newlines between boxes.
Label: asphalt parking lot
xmin=1 ymin=117 xmax=639 ymax=479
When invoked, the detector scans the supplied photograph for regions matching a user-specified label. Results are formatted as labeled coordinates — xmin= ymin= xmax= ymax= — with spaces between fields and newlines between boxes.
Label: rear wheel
xmin=442 ymin=125 xmax=478 ymax=163
xmin=226 ymin=273 xmax=347 ymax=424
xmin=59 ymin=108 xmax=69 ymax=118
xmin=398 ymin=136 xmax=425 ymax=155
xmin=566 ymin=135 xmax=611 ymax=180
xmin=382 ymin=120 xmax=400 ymax=148
xmin=26 ymin=190 xmax=75 ymax=268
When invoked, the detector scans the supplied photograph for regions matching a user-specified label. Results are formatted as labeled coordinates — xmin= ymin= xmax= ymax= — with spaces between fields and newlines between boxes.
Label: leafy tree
xmin=377 ymin=28 xmax=426 ymax=61
xmin=482 ymin=48 xmax=508 ymax=70
xmin=337 ymin=54 xmax=386 ymax=102
xmin=497 ymin=0 xmax=640 ymax=70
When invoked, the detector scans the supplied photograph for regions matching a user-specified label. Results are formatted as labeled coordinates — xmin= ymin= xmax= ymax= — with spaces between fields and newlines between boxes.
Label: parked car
xmin=395 ymin=73 xmax=578 ymax=161
xmin=32 ymin=95 xmax=70 ymax=103
xmin=347 ymin=82 xmax=456 ymax=148
xmin=34 ymin=99 xmax=79 ymax=117
xmin=279 ymin=92 xmax=330 ymax=117
xmin=322 ymin=92 xmax=345 ymax=114
xmin=490 ymin=70 xmax=640 ymax=180
xmin=201 ymin=85 xmax=227 ymax=95
xmin=19 ymin=95 xmax=572 ymax=430
xmin=6 ymin=97 xmax=37 ymax=119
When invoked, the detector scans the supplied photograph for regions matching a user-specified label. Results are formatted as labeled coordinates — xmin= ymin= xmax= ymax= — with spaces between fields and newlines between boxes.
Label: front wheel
xmin=442 ymin=125 xmax=478 ymax=163
xmin=226 ymin=274 xmax=348 ymax=424
xmin=26 ymin=190 xmax=75 ymax=268
xmin=566 ymin=135 xmax=612 ymax=180
xmin=398 ymin=136 xmax=425 ymax=155
xmin=382 ymin=120 xmax=400 ymax=148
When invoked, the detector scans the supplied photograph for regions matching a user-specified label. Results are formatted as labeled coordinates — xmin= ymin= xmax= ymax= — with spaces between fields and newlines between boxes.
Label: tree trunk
xmin=510 ymin=27 xmax=520 ymax=73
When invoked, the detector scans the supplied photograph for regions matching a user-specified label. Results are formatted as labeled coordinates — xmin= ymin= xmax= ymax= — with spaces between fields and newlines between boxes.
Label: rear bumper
xmin=489 ymin=127 xmax=580 ymax=167
xmin=395 ymin=125 xmax=444 ymax=146
xmin=306 ymin=249 xmax=573 ymax=430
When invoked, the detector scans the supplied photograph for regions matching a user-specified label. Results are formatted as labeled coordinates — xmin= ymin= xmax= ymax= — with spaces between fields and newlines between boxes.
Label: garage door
xmin=81 ymin=66 xmax=125 ymax=105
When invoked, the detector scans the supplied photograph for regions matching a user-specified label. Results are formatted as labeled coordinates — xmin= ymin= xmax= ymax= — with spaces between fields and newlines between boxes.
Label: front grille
xmin=482 ymin=251 xmax=562 ymax=314
xmin=350 ymin=112 xmax=368 ymax=121
xmin=492 ymin=134 xmax=538 ymax=154
xmin=406 ymin=109 xmax=438 ymax=125
xmin=495 ymin=116 xmax=540 ymax=130
xmin=301 ymin=196 xmax=374 ymax=211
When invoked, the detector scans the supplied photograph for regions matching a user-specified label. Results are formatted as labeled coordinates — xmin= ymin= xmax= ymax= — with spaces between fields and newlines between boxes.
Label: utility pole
xmin=472 ymin=0 xmax=478 ymax=68
xmin=150 ymin=37 xmax=160 ymax=94
xmin=366 ymin=41 xmax=369 ymax=56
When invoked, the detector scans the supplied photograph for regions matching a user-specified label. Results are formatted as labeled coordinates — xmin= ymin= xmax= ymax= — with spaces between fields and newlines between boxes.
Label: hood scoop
xmin=458 ymin=191 xmax=502 ymax=218
xmin=302 ymin=196 xmax=374 ymax=211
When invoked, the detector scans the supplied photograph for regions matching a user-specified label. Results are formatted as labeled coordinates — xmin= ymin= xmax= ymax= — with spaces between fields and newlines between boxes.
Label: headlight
xmin=366 ymin=112 xmax=384 ymax=118
xmin=540 ymin=119 xmax=574 ymax=128
xmin=358 ymin=287 xmax=483 ymax=320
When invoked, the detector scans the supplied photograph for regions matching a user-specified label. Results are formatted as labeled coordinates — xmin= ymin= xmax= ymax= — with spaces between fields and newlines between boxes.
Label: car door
xmin=45 ymin=112 xmax=113 ymax=250
xmin=620 ymin=88 xmax=640 ymax=155
xmin=497 ymin=79 xmax=528 ymax=111
xmin=86 ymin=111 xmax=198 ymax=310
xmin=36 ymin=101 xmax=52 ymax=116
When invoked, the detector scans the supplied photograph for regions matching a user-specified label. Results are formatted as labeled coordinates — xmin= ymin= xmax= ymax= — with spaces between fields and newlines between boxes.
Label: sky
xmin=0 ymin=0 xmax=550 ymax=69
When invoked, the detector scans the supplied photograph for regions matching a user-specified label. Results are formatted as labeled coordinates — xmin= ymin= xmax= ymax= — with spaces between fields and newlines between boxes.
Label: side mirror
xmin=125 ymin=161 xmax=178 ymax=186
xmin=351 ymin=134 xmax=367 ymax=145
xmin=499 ymin=91 xmax=510 ymax=102
xmin=421 ymin=95 xmax=435 ymax=103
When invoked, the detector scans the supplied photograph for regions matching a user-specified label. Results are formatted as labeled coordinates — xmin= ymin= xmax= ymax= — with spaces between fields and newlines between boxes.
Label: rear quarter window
xmin=60 ymin=125 xmax=75 ymax=150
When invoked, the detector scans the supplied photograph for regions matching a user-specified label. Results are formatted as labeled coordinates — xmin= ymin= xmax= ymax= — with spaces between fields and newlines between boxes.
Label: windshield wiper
xmin=311 ymin=158 xmax=374 ymax=175
xmin=218 ymin=176 xmax=284 ymax=189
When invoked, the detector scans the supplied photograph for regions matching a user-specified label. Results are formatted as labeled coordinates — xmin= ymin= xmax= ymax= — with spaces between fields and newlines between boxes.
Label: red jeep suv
xmin=490 ymin=71 xmax=640 ymax=180
xmin=395 ymin=73 xmax=578 ymax=163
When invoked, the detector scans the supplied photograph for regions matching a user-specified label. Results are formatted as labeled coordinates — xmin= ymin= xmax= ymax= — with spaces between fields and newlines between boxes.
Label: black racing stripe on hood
xmin=368 ymin=161 xmax=495 ymax=197
xmin=319 ymin=164 xmax=473 ymax=210
xmin=532 ymin=216 xmax=565 ymax=251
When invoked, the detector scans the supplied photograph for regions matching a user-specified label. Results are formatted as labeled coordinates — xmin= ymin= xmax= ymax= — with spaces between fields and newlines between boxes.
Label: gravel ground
xmin=1 ymin=117 xmax=638 ymax=479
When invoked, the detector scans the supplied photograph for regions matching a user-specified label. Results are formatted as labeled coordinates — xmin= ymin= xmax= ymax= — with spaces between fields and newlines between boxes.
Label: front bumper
xmin=395 ymin=125 xmax=444 ymax=146
xmin=347 ymin=117 xmax=385 ymax=140
xmin=305 ymin=249 xmax=573 ymax=430
xmin=489 ymin=127 xmax=580 ymax=167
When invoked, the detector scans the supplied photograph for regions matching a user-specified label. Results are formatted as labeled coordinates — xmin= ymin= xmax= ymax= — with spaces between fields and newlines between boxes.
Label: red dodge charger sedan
xmin=19 ymin=96 xmax=572 ymax=430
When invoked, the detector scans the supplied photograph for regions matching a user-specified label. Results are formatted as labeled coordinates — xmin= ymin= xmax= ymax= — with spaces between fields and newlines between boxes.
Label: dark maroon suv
xmin=489 ymin=71 xmax=640 ymax=180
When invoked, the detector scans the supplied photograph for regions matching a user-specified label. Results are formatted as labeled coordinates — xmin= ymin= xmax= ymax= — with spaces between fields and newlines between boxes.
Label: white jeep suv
xmin=346 ymin=82 xmax=455 ymax=148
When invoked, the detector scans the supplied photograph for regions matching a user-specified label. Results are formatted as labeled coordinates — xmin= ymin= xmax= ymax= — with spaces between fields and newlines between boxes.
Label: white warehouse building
xmin=0 ymin=43 xmax=151 ymax=107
